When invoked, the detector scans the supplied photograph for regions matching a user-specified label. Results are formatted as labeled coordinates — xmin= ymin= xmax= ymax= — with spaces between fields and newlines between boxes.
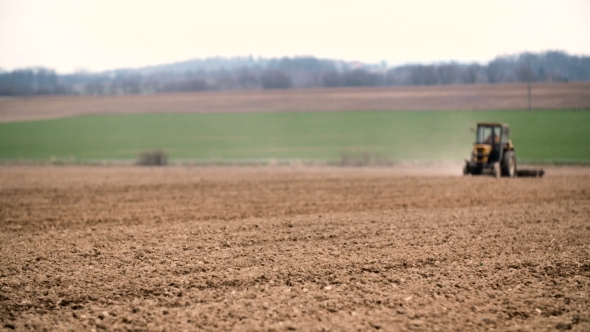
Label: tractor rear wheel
xmin=501 ymin=150 xmax=516 ymax=177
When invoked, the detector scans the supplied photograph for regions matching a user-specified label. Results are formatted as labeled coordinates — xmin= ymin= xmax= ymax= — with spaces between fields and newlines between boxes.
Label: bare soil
xmin=1 ymin=166 xmax=589 ymax=331
xmin=1 ymin=82 xmax=589 ymax=122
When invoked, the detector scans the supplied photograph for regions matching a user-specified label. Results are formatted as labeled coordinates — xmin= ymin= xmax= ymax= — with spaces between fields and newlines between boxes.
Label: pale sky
xmin=1 ymin=0 xmax=589 ymax=73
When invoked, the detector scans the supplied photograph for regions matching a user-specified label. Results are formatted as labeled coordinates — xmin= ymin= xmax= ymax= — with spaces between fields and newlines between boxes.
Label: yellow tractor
xmin=463 ymin=122 xmax=544 ymax=178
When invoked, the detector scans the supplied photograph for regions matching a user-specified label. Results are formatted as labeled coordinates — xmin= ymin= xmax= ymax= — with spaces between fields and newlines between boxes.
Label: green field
xmin=0 ymin=110 xmax=589 ymax=163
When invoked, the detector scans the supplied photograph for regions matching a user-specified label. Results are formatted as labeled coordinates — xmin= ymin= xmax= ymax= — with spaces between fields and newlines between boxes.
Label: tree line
xmin=1 ymin=51 xmax=588 ymax=96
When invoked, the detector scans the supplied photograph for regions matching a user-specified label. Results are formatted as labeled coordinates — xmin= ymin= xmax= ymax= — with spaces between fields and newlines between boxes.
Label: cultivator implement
xmin=515 ymin=169 xmax=545 ymax=178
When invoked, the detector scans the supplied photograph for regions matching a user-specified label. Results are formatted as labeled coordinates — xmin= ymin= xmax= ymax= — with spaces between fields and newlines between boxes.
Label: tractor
xmin=463 ymin=122 xmax=544 ymax=178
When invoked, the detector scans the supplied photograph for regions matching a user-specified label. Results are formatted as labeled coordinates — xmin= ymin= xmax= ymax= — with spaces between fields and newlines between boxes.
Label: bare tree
xmin=237 ymin=69 xmax=259 ymax=89
xmin=461 ymin=64 xmax=480 ymax=84
xmin=322 ymin=70 xmax=342 ymax=87
xmin=515 ymin=63 xmax=536 ymax=82
xmin=341 ymin=69 xmax=382 ymax=87
xmin=409 ymin=65 xmax=437 ymax=85
xmin=486 ymin=61 xmax=503 ymax=83
xmin=436 ymin=64 xmax=458 ymax=84
xmin=260 ymin=70 xmax=291 ymax=89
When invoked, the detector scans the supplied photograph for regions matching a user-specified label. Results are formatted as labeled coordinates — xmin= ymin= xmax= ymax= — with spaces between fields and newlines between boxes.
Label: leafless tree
xmin=461 ymin=64 xmax=480 ymax=84
xmin=515 ymin=63 xmax=536 ymax=83
xmin=486 ymin=61 xmax=503 ymax=83
xmin=260 ymin=70 xmax=291 ymax=89
xmin=436 ymin=64 xmax=458 ymax=84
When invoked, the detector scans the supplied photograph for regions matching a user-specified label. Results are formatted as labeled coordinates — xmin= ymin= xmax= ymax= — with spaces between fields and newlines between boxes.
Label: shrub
xmin=136 ymin=150 xmax=168 ymax=166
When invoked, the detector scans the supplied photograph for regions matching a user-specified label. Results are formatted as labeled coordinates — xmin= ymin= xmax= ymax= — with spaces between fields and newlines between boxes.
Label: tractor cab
xmin=474 ymin=123 xmax=510 ymax=163
xmin=464 ymin=122 xmax=515 ymax=177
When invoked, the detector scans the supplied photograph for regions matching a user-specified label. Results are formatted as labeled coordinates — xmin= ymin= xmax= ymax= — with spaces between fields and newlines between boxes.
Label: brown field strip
xmin=1 ymin=82 xmax=589 ymax=122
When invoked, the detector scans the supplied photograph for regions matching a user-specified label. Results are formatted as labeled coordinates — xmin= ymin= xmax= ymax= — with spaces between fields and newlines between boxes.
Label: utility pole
xmin=528 ymin=80 xmax=531 ymax=111
xmin=527 ymin=59 xmax=532 ymax=111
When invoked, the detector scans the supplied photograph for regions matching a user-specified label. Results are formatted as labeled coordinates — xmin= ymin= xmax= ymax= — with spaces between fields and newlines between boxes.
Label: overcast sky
xmin=1 ymin=0 xmax=589 ymax=73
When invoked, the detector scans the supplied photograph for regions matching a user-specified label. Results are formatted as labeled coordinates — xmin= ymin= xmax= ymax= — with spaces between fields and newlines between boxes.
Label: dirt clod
xmin=556 ymin=322 xmax=573 ymax=330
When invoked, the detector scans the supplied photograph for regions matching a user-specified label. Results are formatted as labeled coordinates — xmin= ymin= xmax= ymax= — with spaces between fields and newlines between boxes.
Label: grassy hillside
xmin=0 ymin=110 xmax=588 ymax=163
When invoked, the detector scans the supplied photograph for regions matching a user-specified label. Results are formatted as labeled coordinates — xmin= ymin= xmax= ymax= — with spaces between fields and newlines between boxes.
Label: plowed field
xmin=1 ymin=82 xmax=589 ymax=122
xmin=1 ymin=166 xmax=589 ymax=331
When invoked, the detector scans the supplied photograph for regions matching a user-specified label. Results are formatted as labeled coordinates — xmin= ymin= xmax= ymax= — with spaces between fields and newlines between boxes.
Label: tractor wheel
xmin=501 ymin=151 xmax=516 ymax=177
xmin=472 ymin=166 xmax=483 ymax=175
xmin=463 ymin=163 xmax=470 ymax=175
xmin=493 ymin=162 xmax=501 ymax=178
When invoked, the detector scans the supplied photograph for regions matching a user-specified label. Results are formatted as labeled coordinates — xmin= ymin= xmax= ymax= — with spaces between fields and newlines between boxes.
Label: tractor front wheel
xmin=463 ymin=163 xmax=471 ymax=175
xmin=501 ymin=151 xmax=517 ymax=177
xmin=493 ymin=162 xmax=501 ymax=178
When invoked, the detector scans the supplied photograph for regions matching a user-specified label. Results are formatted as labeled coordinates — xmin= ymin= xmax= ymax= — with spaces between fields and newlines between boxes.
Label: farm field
xmin=0 ymin=166 xmax=589 ymax=331
xmin=1 ymin=110 xmax=590 ymax=163
xmin=1 ymin=83 xmax=589 ymax=123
